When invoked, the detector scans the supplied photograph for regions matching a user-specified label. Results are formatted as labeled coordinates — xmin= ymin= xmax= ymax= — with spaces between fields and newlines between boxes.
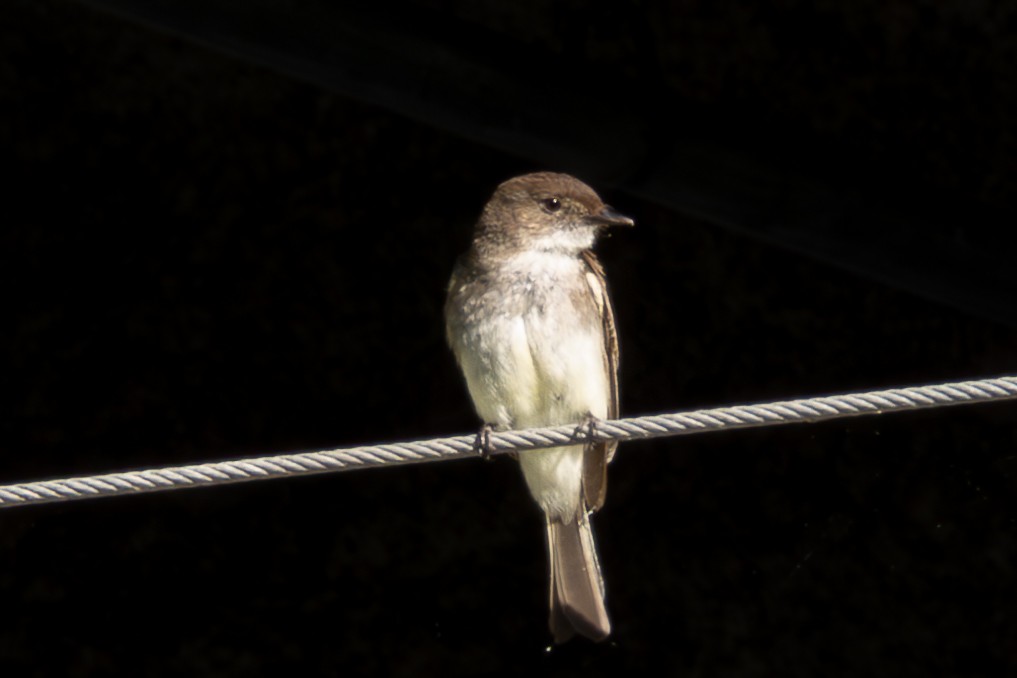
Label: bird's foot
xmin=573 ymin=413 xmax=603 ymax=444
xmin=473 ymin=423 xmax=496 ymax=461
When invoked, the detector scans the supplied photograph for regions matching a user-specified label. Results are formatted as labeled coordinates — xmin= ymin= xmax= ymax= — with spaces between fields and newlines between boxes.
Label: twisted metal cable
xmin=2 ymin=375 xmax=1016 ymax=509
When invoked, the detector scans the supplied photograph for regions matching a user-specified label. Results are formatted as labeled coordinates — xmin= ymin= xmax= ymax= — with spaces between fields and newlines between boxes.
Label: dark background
xmin=2 ymin=1 xmax=1017 ymax=675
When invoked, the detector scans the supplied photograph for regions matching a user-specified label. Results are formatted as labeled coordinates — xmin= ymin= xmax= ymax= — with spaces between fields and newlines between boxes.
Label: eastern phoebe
xmin=445 ymin=172 xmax=632 ymax=642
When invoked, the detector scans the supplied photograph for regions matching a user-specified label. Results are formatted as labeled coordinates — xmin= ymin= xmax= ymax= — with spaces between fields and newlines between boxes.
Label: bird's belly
xmin=458 ymin=304 xmax=609 ymax=429
xmin=517 ymin=309 xmax=610 ymax=427
xmin=458 ymin=307 xmax=609 ymax=520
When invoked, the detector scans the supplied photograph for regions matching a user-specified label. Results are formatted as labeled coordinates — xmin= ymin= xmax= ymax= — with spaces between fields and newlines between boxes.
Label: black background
xmin=2 ymin=1 xmax=1017 ymax=675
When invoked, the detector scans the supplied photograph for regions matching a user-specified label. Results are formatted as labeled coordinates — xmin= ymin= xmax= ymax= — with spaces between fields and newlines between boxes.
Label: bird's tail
xmin=546 ymin=511 xmax=611 ymax=643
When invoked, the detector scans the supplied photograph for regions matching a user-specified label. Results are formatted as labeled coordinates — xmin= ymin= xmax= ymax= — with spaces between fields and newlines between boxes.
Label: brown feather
xmin=579 ymin=250 xmax=619 ymax=513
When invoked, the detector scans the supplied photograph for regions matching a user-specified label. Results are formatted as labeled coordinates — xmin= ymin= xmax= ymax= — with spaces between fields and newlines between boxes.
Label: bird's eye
xmin=542 ymin=197 xmax=562 ymax=212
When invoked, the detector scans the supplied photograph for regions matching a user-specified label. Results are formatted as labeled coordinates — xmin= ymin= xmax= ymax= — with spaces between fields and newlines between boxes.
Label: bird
xmin=444 ymin=171 xmax=632 ymax=642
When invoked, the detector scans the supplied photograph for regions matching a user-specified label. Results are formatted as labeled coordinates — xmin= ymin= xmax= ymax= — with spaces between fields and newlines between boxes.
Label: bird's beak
xmin=587 ymin=205 xmax=635 ymax=228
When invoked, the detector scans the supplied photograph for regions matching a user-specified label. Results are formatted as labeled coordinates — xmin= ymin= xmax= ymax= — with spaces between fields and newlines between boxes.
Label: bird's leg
xmin=473 ymin=422 xmax=496 ymax=461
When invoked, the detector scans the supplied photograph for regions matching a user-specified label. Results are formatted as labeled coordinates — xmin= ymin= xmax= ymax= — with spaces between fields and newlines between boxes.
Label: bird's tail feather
xmin=546 ymin=511 xmax=610 ymax=643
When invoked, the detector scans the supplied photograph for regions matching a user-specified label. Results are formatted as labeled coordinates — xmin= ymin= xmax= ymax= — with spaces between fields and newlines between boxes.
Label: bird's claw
xmin=573 ymin=413 xmax=602 ymax=444
xmin=473 ymin=423 xmax=496 ymax=461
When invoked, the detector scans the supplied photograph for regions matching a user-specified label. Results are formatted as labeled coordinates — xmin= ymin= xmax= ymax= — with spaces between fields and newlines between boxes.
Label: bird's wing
xmin=579 ymin=250 xmax=619 ymax=513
